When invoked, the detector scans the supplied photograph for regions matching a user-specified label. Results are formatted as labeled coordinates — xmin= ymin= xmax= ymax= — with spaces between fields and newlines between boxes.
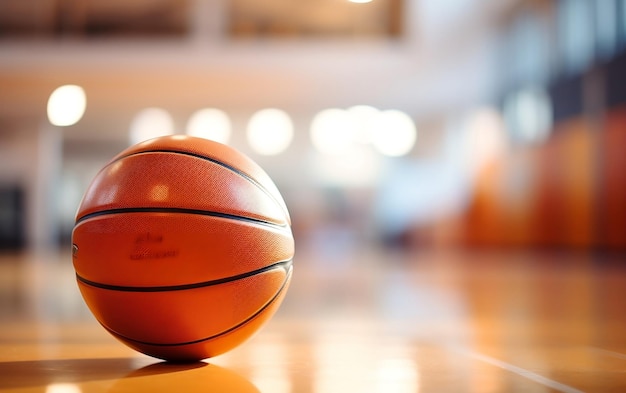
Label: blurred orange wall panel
xmin=463 ymin=117 xmax=597 ymax=249
xmin=463 ymin=161 xmax=506 ymax=247
xmin=600 ymin=106 xmax=626 ymax=249
xmin=551 ymin=118 xmax=596 ymax=249
xmin=531 ymin=139 xmax=564 ymax=248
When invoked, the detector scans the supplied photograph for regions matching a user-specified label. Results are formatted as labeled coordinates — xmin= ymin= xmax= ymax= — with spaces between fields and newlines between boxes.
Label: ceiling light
xmin=247 ymin=108 xmax=294 ymax=155
xmin=370 ymin=110 xmax=417 ymax=157
xmin=186 ymin=108 xmax=232 ymax=144
xmin=47 ymin=85 xmax=86 ymax=127
xmin=310 ymin=108 xmax=357 ymax=155
xmin=129 ymin=107 xmax=175 ymax=145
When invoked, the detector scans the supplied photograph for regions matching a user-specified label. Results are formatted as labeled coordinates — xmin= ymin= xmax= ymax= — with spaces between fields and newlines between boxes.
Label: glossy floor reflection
xmin=1 ymin=247 xmax=625 ymax=392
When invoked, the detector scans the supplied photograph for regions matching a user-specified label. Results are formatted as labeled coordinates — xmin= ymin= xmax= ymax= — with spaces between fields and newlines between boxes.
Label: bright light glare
xmin=186 ymin=108 xmax=232 ymax=144
xmin=347 ymin=105 xmax=380 ymax=144
xmin=465 ymin=107 xmax=508 ymax=170
xmin=371 ymin=110 xmax=417 ymax=156
xmin=47 ymin=85 xmax=87 ymax=126
xmin=313 ymin=336 xmax=374 ymax=393
xmin=129 ymin=107 xmax=175 ymax=145
xmin=311 ymin=106 xmax=416 ymax=158
xmin=247 ymin=108 xmax=294 ymax=155
xmin=46 ymin=383 xmax=82 ymax=393
xmin=376 ymin=358 xmax=419 ymax=393
xmin=312 ymin=145 xmax=381 ymax=187
xmin=310 ymin=108 xmax=356 ymax=155
xmin=249 ymin=339 xmax=292 ymax=393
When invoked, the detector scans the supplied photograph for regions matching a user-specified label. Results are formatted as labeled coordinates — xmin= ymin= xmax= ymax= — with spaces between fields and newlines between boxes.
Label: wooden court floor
xmin=0 ymin=246 xmax=625 ymax=392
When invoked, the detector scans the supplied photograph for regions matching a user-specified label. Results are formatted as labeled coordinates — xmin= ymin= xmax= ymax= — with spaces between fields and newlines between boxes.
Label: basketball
xmin=71 ymin=135 xmax=294 ymax=362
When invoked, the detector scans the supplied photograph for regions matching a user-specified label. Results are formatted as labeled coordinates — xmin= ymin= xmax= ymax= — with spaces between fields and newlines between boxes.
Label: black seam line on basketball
xmin=100 ymin=267 xmax=292 ymax=348
xmin=76 ymin=259 xmax=292 ymax=293
xmin=111 ymin=149 xmax=289 ymax=220
xmin=74 ymin=207 xmax=288 ymax=230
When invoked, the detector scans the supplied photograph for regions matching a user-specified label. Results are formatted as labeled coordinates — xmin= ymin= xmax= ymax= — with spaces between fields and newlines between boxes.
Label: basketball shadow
xmin=108 ymin=361 xmax=260 ymax=393
xmin=0 ymin=357 xmax=256 ymax=392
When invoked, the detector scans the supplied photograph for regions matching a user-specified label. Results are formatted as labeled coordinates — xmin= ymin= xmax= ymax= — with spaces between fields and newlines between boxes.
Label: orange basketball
xmin=71 ymin=135 xmax=294 ymax=362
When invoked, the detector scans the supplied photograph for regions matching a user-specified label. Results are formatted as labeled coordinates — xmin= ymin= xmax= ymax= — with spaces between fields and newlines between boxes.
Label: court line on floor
xmin=453 ymin=348 xmax=585 ymax=393
xmin=587 ymin=346 xmax=626 ymax=361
